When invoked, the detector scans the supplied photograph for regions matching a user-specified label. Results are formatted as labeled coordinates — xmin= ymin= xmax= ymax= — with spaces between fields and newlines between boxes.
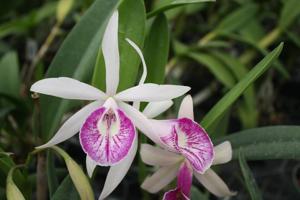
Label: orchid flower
xmin=30 ymin=10 xmax=190 ymax=200
xmin=140 ymin=95 xmax=236 ymax=199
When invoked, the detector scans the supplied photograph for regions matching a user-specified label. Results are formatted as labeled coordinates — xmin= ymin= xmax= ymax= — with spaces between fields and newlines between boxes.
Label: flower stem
xmin=36 ymin=152 xmax=48 ymax=200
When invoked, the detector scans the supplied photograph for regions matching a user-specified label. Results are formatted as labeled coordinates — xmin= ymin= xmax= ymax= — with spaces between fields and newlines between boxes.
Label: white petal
xmin=142 ymin=100 xmax=173 ymax=118
xmin=86 ymin=156 xmax=97 ymax=178
xmin=115 ymin=83 xmax=190 ymax=102
xmin=140 ymin=144 xmax=182 ymax=166
xmin=99 ymin=135 xmax=138 ymax=200
xmin=126 ymin=38 xmax=147 ymax=85
xmin=178 ymin=95 xmax=194 ymax=120
xmin=213 ymin=141 xmax=232 ymax=165
xmin=194 ymin=169 xmax=236 ymax=197
xmin=30 ymin=77 xmax=107 ymax=100
xmin=103 ymin=11 xmax=120 ymax=96
xmin=141 ymin=164 xmax=179 ymax=193
xmin=36 ymin=101 xmax=103 ymax=149
xmin=118 ymin=101 xmax=164 ymax=147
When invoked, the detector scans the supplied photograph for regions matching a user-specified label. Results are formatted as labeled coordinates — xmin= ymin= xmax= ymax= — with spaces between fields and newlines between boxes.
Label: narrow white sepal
xmin=194 ymin=169 xmax=236 ymax=197
xmin=140 ymin=144 xmax=182 ymax=166
xmin=213 ymin=141 xmax=232 ymax=165
xmin=141 ymin=165 xmax=179 ymax=193
xmin=178 ymin=95 xmax=194 ymax=120
xmin=36 ymin=101 xmax=103 ymax=149
xmin=115 ymin=83 xmax=190 ymax=102
xmin=86 ymin=156 xmax=97 ymax=178
xmin=98 ymin=135 xmax=138 ymax=200
xmin=126 ymin=38 xmax=147 ymax=85
xmin=30 ymin=77 xmax=107 ymax=100
xmin=103 ymin=10 xmax=120 ymax=96
xmin=142 ymin=100 xmax=173 ymax=118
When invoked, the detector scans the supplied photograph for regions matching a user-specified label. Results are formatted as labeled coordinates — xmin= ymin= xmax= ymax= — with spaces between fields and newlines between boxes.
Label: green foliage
xmin=239 ymin=153 xmax=263 ymax=200
xmin=6 ymin=168 xmax=25 ymax=200
xmin=188 ymin=52 xmax=235 ymax=88
xmin=51 ymin=175 xmax=80 ymax=200
xmin=144 ymin=14 xmax=170 ymax=84
xmin=279 ymin=0 xmax=300 ymax=29
xmin=51 ymin=146 xmax=94 ymax=200
xmin=218 ymin=126 xmax=300 ymax=160
xmin=201 ymin=43 xmax=283 ymax=130
xmin=0 ymin=52 xmax=20 ymax=97
xmin=148 ymin=0 xmax=214 ymax=18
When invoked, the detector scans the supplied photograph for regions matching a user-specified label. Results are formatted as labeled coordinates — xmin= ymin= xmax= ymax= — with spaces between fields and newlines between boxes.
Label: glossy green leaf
xmin=201 ymin=43 xmax=283 ymax=130
xmin=279 ymin=0 xmax=300 ymax=29
xmin=216 ymin=126 xmax=300 ymax=160
xmin=92 ymin=0 xmax=146 ymax=91
xmin=215 ymin=4 xmax=258 ymax=34
xmin=40 ymin=0 xmax=119 ymax=141
xmin=239 ymin=153 xmax=263 ymax=200
xmin=51 ymin=146 xmax=94 ymax=200
xmin=0 ymin=52 xmax=20 ymax=97
xmin=6 ymin=168 xmax=25 ymax=200
xmin=188 ymin=53 xmax=235 ymax=88
xmin=144 ymin=14 xmax=169 ymax=84
xmin=51 ymin=175 xmax=80 ymax=200
xmin=148 ymin=0 xmax=214 ymax=18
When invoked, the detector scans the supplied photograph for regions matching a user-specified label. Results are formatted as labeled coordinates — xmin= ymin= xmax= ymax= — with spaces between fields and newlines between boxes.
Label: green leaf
xmin=279 ymin=0 xmax=300 ymax=30
xmin=51 ymin=146 xmax=94 ymax=200
xmin=191 ymin=186 xmax=209 ymax=200
xmin=0 ymin=52 xmax=20 ymax=97
xmin=92 ymin=0 xmax=146 ymax=91
xmin=216 ymin=126 xmax=300 ymax=160
xmin=239 ymin=153 xmax=263 ymax=200
xmin=215 ymin=4 xmax=258 ymax=34
xmin=51 ymin=175 xmax=80 ymax=200
xmin=147 ymin=0 xmax=214 ymax=18
xmin=144 ymin=14 xmax=169 ymax=84
xmin=201 ymin=43 xmax=283 ymax=130
xmin=187 ymin=52 xmax=235 ymax=88
xmin=6 ymin=168 xmax=25 ymax=200
xmin=211 ymin=52 xmax=257 ymax=128
xmin=40 ymin=0 xmax=119 ymax=141
xmin=47 ymin=151 xmax=59 ymax=197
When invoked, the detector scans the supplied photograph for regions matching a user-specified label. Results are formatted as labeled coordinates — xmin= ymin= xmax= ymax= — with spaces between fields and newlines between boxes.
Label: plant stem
xmin=37 ymin=152 xmax=48 ymax=200
xmin=198 ymin=31 xmax=217 ymax=46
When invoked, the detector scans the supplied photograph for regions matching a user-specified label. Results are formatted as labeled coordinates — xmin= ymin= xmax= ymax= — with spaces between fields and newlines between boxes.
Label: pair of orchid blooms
xmin=31 ymin=11 xmax=235 ymax=200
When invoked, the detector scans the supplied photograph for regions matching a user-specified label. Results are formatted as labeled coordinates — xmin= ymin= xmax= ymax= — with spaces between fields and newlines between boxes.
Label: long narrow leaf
xmin=239 ymin=153 xmax=263 ymax=200
xmin=201 ymin=43 xmax=283 ymax=129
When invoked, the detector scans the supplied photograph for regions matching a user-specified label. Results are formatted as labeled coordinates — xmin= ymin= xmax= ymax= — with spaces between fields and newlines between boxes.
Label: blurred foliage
xmin=0 ymin=0 xmax=299 ymax=199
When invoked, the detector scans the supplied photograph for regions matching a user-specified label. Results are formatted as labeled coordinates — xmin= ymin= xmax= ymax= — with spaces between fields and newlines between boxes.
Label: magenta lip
xmin=160 ymin=118 xmax=214 ymax=174
xmin=79 ymin=107 xmax=136 ymax=166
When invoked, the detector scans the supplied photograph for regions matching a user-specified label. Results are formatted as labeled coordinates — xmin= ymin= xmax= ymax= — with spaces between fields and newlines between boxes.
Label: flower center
xmin=97 ymin=108 xmax=120 ymax=137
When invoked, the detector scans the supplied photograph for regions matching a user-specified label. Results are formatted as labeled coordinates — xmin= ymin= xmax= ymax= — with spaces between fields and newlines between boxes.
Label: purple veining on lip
xmin=160 ymin=118 xmax=214 ymax=174
xmin=79 ymin=107 xmax=136 ymax=166
xmin=163 ymin=162 xmax=193 ymax=200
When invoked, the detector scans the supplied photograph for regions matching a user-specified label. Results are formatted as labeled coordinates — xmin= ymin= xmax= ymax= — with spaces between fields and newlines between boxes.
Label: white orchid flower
xmin=30 ymin=10 xmax=189 ymax=200
xmin=140 ymin=95 xmax=236 ymax=199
